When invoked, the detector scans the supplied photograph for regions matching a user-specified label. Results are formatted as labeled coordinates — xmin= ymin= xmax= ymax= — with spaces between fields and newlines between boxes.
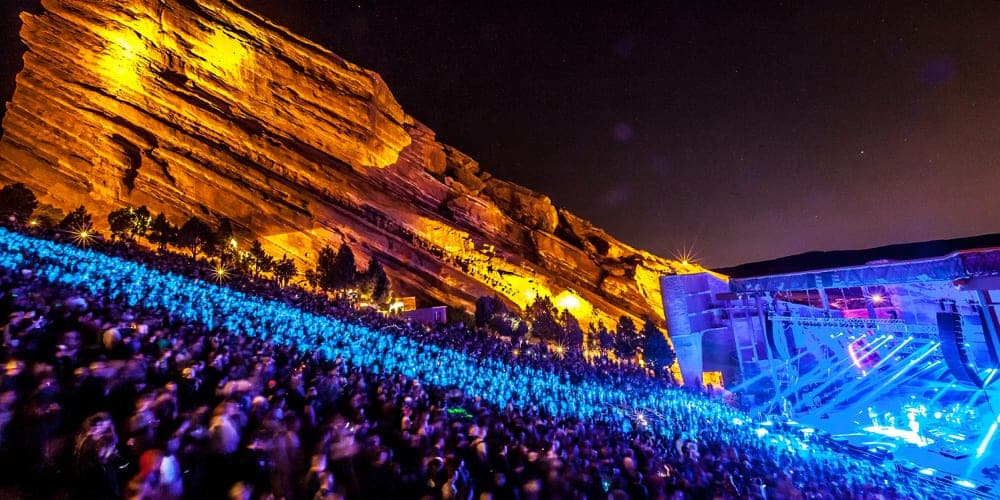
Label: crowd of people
xmin=0 ymin=227 xmax=965 ymax=498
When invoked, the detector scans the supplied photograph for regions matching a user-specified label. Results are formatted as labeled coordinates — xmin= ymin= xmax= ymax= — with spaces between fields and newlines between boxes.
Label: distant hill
xmin=717 ymin=233 xmax=1000 ymax=279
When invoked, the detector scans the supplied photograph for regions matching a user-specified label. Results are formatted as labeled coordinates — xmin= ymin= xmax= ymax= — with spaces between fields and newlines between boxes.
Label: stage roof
xmin=729 ymin=246 xmax=1000 ymax=292
xmin=718 ymin=233 xmax=1000 ymax=279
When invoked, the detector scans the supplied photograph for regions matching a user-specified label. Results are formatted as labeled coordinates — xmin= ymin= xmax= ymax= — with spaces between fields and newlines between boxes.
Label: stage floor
xmin=796 ymin=392 xmax=1000 ymax=495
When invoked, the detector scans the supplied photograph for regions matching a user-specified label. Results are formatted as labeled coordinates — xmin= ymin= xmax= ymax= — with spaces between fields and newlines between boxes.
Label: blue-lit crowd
xmin=0 ymin=228 xmax=946 ymax=498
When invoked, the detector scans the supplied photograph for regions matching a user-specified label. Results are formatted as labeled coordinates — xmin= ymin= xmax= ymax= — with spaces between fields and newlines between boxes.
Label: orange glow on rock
xmin=98 ymin=28 xmax=147 ymax=94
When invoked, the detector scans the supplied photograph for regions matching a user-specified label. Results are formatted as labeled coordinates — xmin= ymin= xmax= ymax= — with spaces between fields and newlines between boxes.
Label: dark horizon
xmin=3 ymin=0 xmax=999 ymax=268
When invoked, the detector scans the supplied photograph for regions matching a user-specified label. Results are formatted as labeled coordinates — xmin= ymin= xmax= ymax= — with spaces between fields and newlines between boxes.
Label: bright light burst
xmin=551 ymin=342 xmax=567 ymax=358
xmin=211 ymin=264 xmax=231 ymax=283
xmin=68 ymin=225 xmax=95 ymax=248
xmin=673 ymin=243 xmax=700 ymax=268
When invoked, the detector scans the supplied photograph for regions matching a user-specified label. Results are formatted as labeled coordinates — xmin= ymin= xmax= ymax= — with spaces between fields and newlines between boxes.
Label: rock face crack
xmin=110 ymin=133 xmax=142 ymax=193
xmin=0 ymin=0 xmax=694 ymax=330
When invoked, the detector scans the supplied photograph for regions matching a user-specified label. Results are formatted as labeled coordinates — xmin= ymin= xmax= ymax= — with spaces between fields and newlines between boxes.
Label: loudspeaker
xmin=936 ymin=312 xmax=984 ymax=388
xmin=764 ymin=318 xmax=793 ymax=359
xmin=975 ymin=303 xmax=1000 ymax=369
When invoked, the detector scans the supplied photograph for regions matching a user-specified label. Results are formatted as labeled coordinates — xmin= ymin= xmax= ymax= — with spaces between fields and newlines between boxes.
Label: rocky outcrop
xmin=0 ymin=0 xmax=701 ymax=329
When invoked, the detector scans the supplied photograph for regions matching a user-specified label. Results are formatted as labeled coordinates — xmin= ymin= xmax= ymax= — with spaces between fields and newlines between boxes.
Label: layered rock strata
xmin=0 ymin=0 xmax=702 ymax=329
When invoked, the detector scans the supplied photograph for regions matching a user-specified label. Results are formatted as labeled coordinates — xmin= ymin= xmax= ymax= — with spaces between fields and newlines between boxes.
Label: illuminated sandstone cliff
xmin=0 ymin=0 xmax=702 ymax=328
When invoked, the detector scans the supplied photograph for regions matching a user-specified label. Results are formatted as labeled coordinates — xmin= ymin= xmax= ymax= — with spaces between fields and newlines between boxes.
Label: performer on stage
xmin=906 ymin=410 xmax=925 ymax=445
xmin=868 ymin=406 xmax=880 ymax=428
xmin=781 ymin=397 xmax=793 ymax=419
xmin=884 ymin=411 xmax=896 ymax=429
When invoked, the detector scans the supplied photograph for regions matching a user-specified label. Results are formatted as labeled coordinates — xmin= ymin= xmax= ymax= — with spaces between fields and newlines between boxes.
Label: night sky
xmin=3 ymin=1 xmax=999 ymax=267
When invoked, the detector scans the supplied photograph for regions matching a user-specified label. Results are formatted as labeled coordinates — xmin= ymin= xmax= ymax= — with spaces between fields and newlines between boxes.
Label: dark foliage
xmin=248 ymin=240 xmax=274 ymax=277
xmin=330 ymin=243 xmax=357 ymax=290
xmin=107 ymin=205 xmax=151 ymax=241
xmin=0 ymin=183 xmax=38 ymax=227
xmin=641 ymin=318 xmax=675 ymax=372
xmin=148 ymin=213 xmax=178 ymax=251
xmin=58 ymin=205 xmax=94 ymax=233
xmin=177 ymin=216 xmax=214 ymax=258
xmin=273 ymin=254 xmax=297 ymax=287
xmin=314 ymin=245 xmax=338 ymax=292
xmin=527 ymin=295 xmax=562 ymax=342
xmin=615 ymin=316 xmax=642 ymax=358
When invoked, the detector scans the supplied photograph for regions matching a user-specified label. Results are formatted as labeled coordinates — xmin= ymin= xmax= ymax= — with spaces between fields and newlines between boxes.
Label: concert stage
xmin=796 ymin=386 xmax=1000 ymax=497
xmin=661 ymin=246 xmax=1000 ymax=497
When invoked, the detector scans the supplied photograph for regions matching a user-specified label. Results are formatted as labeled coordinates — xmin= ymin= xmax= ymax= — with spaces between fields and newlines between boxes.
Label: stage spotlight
xmin=871 ymin=293 xmax=883 ymax=304
xmin=955 ymin=479 xmax=976 ymax=488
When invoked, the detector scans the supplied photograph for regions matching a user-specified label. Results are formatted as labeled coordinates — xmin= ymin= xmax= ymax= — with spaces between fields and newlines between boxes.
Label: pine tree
xmin=107 ymin=207 xmax=133 ymax=241
xmin=474 ymin=296 xmax=495 ymax=328
xmin=330 ymin=243 xmax=357 ymax=290
xmin=273 ymin=254 xmax=297 ymax=287
xmin=475 ymin=295 xmax=519 ymax=337
xmin=615 ymin=316 xmax=641 ymax=358
xmin=107 ymin=205 xmax=151 ymax=242
xmin=315 ymin=245 xmax=338 ymax=292
xmin=58 ymin=206 xmax=98 ymax=247
xmin=368 ymin=258 xmax=391 ymax=305
xmin=148 ymin=213 xmax=178 ymax=251
xmin=248 ymin=240 xmax=274 ymax=277
xmin=58 ymin=205 xmax=93 ymax=232
xmin=642 ymin=318 xmax=675 ymax=373
xmin=596 ymin=322 xmax=615 ymax=351
xmin=128 ymin=205 xmax=152 ymax=240
xmin=559 ymin=309 xmax=584 ymax=349
xmin=177 ymin=216 xmax=214 ymax=258
xmin=527 ymin=296 xmax=562 ymax=342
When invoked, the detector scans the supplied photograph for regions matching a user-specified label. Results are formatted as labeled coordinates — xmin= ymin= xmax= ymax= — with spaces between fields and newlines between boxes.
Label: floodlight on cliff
xmin=555 ymin=290 xmax=583 ymax=313
xmin=97 ymin=23 xmax=153 ymax=95
xmin=673 ymin=244 xmax=701 ymax=272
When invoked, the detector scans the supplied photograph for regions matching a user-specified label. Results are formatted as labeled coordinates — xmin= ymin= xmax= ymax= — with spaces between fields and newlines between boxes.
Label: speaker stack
xmin=936 ymin=311 xmax=984 ymax=388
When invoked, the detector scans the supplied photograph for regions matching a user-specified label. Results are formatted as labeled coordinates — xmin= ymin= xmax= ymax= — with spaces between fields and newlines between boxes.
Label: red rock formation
xmin=0 ymin=0 xmax=702 ymax=328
